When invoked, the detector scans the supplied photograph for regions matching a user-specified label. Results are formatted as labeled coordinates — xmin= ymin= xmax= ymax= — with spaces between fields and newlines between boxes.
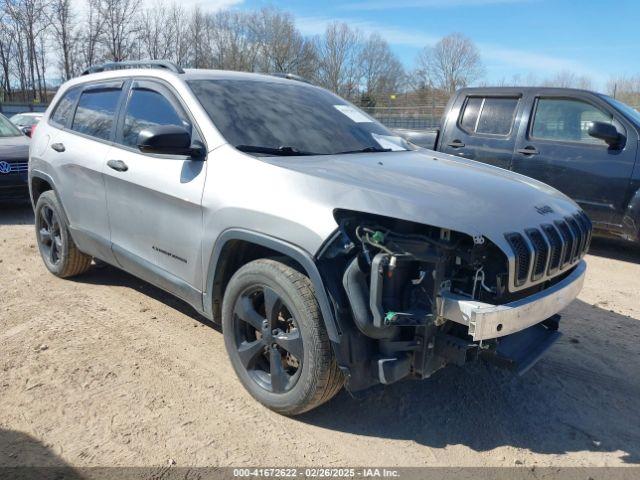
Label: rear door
xmin=48 ymin=81 xmax=125 ymax=263
xmin=103 ymin=78 xmax=207 ymax=305
xmin=440 ymin=94 xmax=522 ymax=170
xmin=511 ymin=94 xmax=638 ymax=227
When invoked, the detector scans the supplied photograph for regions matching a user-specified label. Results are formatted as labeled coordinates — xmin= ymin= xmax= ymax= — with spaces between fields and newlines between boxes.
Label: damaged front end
xmin=317 ymin=210 xmax=587 ymax=391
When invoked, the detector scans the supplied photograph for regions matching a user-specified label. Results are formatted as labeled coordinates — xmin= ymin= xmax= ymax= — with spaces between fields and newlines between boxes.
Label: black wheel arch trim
xmin=622 ymin=187 xmax=640 ymax=242
xmin=204 ymin=228 xmax=342 ymax=343
xmin=29 ymin=170 xmax=71 ymax=227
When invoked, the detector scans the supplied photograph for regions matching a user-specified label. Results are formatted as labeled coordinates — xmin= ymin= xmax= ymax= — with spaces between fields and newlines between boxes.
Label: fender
xmin=203 ymin=228 xmax=342 ymax=343
xmin=622 ymin=187 xmax=640 ymax=242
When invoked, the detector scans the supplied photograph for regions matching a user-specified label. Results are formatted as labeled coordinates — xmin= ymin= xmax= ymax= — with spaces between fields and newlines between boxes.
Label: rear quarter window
xmin=51 ymin=87 xmax=81 ymax=127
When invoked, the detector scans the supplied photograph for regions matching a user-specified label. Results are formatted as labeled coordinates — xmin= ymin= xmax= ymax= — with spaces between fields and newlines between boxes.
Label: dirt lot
xmin=1 ymin=201 xmax=640 ymax=468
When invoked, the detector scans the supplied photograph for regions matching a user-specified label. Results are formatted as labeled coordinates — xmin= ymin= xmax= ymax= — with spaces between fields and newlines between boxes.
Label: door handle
xmin=517 ymin=146 xmax=539 ymax=156
xmin=107 ymin=159 xmax=128 ymax=172
xmin=51 ymin=143 xmax=65 ymax=152
xmin=448 ymin=140 xmax=465 ymax=148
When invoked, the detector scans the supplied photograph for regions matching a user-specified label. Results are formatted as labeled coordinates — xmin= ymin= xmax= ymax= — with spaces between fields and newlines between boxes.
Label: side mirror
xmin=588 ymin=121 xmax=621 ymax=148
xmin=21 ymin=126 xmax=32 ymax=137
xmin=137 ymin=125 xmax=205 ymax=158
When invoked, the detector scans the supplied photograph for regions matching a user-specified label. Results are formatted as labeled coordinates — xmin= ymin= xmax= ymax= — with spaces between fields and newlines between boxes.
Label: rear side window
xmin=459 ymin=96 xmax=519 ymax=136
xmin=71 ymin=88 xmax=121 ymax=141
xmin=51 ymin=87 xmax=81 ymax=127
xmin=122 ymin=88 xmax=186 ymax=148
xmin=531 ymin=98 xmax=615 ymax=144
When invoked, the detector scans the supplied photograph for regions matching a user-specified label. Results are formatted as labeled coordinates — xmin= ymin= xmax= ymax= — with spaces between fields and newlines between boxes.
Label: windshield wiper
xmin=235 ymin=145 xmax=319 ymax=156
xmin=334 ymin=146 xmax=393 ymax=154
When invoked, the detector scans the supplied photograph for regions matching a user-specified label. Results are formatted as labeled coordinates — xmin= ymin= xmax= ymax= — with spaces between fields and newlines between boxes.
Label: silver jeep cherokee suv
xmin=29 ymin=61 xmax=590 ymax=415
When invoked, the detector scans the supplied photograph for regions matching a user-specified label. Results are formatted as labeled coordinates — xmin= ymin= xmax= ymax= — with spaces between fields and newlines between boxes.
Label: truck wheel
xmin=35 ymin=191 xmax=92 ymax=278
xmin=222 ymin=259 xmax=343 ymax=415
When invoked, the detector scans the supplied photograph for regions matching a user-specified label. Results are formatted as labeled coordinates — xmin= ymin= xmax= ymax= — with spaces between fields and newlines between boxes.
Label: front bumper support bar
xmin=437 ymin=260 xmax=586 ymax=341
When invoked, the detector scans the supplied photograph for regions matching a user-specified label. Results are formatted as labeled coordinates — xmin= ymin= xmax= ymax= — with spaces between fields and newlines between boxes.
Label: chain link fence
xmin=361 ymin=105 xmax=447 ymax=130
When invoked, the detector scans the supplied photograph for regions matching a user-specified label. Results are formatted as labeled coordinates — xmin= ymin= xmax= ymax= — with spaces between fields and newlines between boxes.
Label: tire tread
xmin=36 ymin=191 xmax=92 ymax=278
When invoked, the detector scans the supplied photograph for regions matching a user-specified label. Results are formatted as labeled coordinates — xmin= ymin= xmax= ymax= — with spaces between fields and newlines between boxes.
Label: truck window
xmin=459 ymin=97 xmax=519 ymax=136
xmin=531 ymin=98 xmax=614 ymax=145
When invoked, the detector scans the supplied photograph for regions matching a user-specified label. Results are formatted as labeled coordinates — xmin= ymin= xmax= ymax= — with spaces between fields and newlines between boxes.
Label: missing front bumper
xmin=437 ymin=260 xmax=586 ymax=341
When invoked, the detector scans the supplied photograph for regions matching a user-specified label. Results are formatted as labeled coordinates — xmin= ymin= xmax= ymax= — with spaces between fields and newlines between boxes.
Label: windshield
xmin=188 ymin=79 xmax=411 ymax=156
xmin=0 ymin=114 xmax=22 ymax=138
xmin=601 ymin=95 xmax=640 ymax=126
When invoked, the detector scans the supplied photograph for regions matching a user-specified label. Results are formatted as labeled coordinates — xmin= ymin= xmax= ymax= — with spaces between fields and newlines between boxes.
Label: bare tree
xmin=206 ymin=10 xmax=259 ymax=71
xmin=51 ymin=0 xmax=76 ymax=80
xmin=358 ymin=33 xmax=404 ymax=105
xmin=607 ymin=75 xmax=640 ymax=106
xmin=250 ymin=7 xmax=317 ymax=78
xmin=78 ymin=0 xmax=105 ymax=69
xmin=2 ymin=0 xmax=51 ymax=100
xmin=416 ymin=33 xmax=483 ymax=93
xmin=543 ymin=70 xmax=592 ymax=90
xmin=97 ymin=0 xmax=139 ymax=62
xmin=188 ymin=6 xmax=208 ymax=68
xmin=167 ymin=3 xmax=189 ymax=68
xmin=0 ymin=10 xmax=15 ymax=99
xmin=138 ymin=1 xmax=174 ymax=61
xmin=316 ymin=22 xmax=362 ymax=99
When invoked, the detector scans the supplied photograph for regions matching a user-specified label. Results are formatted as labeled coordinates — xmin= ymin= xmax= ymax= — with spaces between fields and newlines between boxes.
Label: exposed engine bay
xmin=317 ymin=211 xmax=578 ymax=391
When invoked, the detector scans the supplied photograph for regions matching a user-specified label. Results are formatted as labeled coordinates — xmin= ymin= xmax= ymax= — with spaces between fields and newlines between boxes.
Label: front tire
xmin=35 ymin=191 xmax=92 ymax=278
xmin=222 ymin=259 xmax=343 ymax=415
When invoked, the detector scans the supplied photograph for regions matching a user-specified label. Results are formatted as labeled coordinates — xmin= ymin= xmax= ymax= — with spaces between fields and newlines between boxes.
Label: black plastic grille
xmin=526 ymin=228 xmax=548 ymax=281
xmin=505 ymin=233 xmax=531 ymax=286
xmin=565 ymin=216 xmax=583 ymax=262
xmin=541 ymin=224 xmax=562 ymax=274
xmin=575 ymin=211 xmax=593 ymax=253
xmin=506 ymin=211 xmax=593 ymax=288
xmin=555 ymin=220 xmax=575 ymax=266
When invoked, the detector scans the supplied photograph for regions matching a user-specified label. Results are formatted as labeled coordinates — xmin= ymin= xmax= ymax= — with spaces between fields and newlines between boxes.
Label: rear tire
xmin=222 ymin=259 xmax=343 ymax=415
xmin=35 ymin=191 xmax=92 ymax=278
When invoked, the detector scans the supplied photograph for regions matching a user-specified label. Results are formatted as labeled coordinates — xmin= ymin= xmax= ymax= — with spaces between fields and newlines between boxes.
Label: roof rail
xmin=269 ymin=73 xmax=312 ymax=84
xmin=81 ymin=60 xmax=184 ymax=76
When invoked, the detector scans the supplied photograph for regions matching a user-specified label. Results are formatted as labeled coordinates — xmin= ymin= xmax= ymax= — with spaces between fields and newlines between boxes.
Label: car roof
xmin=13 ymin=112 xmax=42 ymax=117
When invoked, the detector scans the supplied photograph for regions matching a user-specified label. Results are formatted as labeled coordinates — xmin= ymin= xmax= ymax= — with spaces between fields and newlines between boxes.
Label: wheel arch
xmin=622 ymin=187 xmax=640 ymax=242
xmin=29 ymin=171 xmax=70 ymax=226
xmin=204 ymin=229 xmax=341 ymax=343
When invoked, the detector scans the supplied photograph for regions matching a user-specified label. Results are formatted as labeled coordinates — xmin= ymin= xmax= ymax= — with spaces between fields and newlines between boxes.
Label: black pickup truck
xmin=399 ymin=87 xmax=640 ymax=245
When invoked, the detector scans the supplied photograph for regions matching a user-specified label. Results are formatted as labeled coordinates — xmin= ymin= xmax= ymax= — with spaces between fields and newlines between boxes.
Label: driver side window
xmin=531 ymin=98 xmax=617 ymax=145
xmin=121 ymin=87 xmax=188 ymax=148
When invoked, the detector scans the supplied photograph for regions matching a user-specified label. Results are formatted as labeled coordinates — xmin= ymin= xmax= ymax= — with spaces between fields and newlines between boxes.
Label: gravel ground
xmin=1 ymin=201 xmax=639 ymax=468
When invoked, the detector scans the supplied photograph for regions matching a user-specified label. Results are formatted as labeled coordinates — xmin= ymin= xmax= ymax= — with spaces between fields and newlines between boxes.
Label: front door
xmin=511 ymin=95 xmax=638 ymax=228
xmin=103 ymin=79 xmax=207 ymax=306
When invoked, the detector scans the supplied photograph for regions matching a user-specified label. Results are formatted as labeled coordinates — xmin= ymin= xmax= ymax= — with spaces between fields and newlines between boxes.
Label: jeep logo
xmin=535 ymin=205 xmax=554 ymax=215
